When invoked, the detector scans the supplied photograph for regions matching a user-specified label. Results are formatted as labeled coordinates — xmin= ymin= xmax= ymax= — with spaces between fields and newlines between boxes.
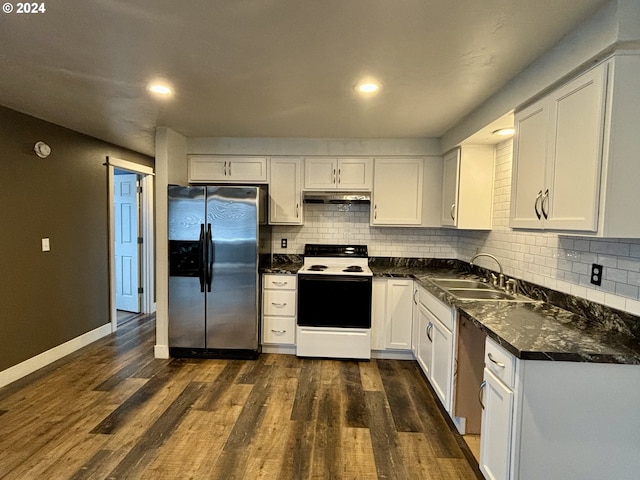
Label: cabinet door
xmin=416 ymin=304 xmax=433 ymax=378
xmin=269 ymin=158 xmax=303 ymax=224
xmin=372 ymin=158 xmax=424 ymax=225
xmin=479 ymin=368 xmax=514 ymax=480
xmin=441 ymin=149 xmax=460 ymax=227
xmin=304 ymin=158 xmax=337 ymax=189
xmin=227 ymin=157 xmax=268 ymax=182
xmin=189 ymin=156 xmax=227 ymax=182
xmin=544 ymin=64 xmax=607 ymax=232
xmin=430 ymin=316 xmax=454 ymax=411
xmin=411 ymin=287 xmax=419 ymax=355
xmin=510 ymin=101 xmax=549 ymax=229
xmin=337 ymin=158 xmax=372 ymax=190
xmin=371 ymin=278 xmax=387 ymax=351
xmin=385 ymin=279 xmax=413 ymax=350
xmin=188 ymin=156 xmax=267 ymax=183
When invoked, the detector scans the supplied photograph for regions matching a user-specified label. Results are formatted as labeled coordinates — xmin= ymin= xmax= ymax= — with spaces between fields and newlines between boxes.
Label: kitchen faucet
xmin=470 ymin=253 xmax=505 ymax=289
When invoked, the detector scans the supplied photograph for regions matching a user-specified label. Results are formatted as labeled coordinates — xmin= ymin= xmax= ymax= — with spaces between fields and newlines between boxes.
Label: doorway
xmin=107 ymin=157 xmax=155 ymax=332
xmin=114 ymin=170 xmax=140 ymax=315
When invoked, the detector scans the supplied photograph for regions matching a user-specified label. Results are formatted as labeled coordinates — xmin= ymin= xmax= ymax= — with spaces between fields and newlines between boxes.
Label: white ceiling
xmin=0 ymin=0 xmax=608 ymax=156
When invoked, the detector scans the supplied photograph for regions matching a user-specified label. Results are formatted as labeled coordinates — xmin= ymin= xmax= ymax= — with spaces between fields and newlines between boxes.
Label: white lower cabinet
xmin=479 ymin=336 xmax=640 ymax=480
xmin=371 ymin=278 xmax=414 ymax=353
xmin=415 ymin=303 xmax=433 ymax=379
xmin=429 ymin=314 xmax=454 ymax=410
xmin=415 ymin=285 xmax=456 ymax=413
xmin=261 ymin=274 xmax=296 ymax=349
xmin=479 ymin=339 xmax=515 ymax=480
xmin=479 ymin=368 xmax=514 ymax=480
xmin=385 ymin=279 xmax=414 ymax=350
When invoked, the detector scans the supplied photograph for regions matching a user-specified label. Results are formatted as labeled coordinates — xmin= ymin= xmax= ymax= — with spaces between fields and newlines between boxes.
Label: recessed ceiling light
xmin=147 ymin=81 xmax=174 ymax=97
xmin=355 ymin=80 xmax=382 ymax=95
xmin=493 ymin=128 xmax=515 ymax=136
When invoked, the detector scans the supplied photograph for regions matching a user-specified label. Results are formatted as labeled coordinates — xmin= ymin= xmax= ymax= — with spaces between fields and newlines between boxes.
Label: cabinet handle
xmin=271 ymin=281 xmax=288 ymax=286
xmin=333 ymin=168 xmax=336 ymax=184
xmin=541 ymin=189 xmax=549 ymax=220
xmin=228 ymin=161 xmax=232 ymax=176
xmin=487 ymin=352 xmax=505 ymax=368
xmin=374 ymin=204 xmax=377 ymax=219
xmin=270 ymin=329 xmax=286 ymax=334
xmin=223 ymin=161 xmax=227 ymax=176
xmin=450 ymin=203 xmax=456 ymax=221
xmin=426 ymin=322 xmax=433 ymax=342
xmin=338 ymin=168 xmax=341 ymax=185
xmin=479 ymin=380 xmax=487 ymax=410
xmin=413 ymin=289 xmax=418 ymax=305
xmin=296 ymin=203 xmax=299 ymax=218
xmin=534 ymin=190 xmax=543 ymax=220
xmin=271 ymin=302 xmax=287 ymax=307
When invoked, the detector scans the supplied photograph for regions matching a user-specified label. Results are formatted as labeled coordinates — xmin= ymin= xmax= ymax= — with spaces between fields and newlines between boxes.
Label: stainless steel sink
xmin=431 ymin=279 xmax=492 ymax=289
xmin=430 ymin=278 xmax=536 ymax=302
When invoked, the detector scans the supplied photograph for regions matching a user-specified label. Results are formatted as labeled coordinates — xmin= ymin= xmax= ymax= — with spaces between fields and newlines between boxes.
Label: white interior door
xmin=114 ymin=172 xmax=140 ymax=312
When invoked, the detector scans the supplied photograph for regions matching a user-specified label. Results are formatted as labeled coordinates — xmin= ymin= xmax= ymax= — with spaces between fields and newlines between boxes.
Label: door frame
xmin=107 ymin=156 xmax=155 ymax=332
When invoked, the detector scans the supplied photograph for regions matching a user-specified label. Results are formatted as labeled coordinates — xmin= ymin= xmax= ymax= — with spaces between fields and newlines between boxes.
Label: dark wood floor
xmin=0 ymin=314 xmax=482 ymax=479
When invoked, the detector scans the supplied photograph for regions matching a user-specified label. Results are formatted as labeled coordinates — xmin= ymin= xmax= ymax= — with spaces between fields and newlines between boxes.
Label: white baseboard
xmin=154 ymin=344 xmax=170 ymax=359
xmin=371 ymin=349 xmax=416 ymax=360
xmin=0 ymin=323 xmax=113 ymax=389
xmin=260 ymin=347 xmax=415 ymax=359
xmin=261 ymin=345 xmax=296 ymax=355
xmin=453 ymin=416 xmax=466 ymax=434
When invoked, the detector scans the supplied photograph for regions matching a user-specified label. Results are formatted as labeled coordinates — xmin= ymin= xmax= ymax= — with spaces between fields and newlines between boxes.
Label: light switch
xmin=42 ymin=238 xmax=50 ymax=252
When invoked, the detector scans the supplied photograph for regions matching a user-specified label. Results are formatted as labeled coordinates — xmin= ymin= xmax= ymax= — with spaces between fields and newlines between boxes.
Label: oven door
xmin=297 ymin=274 xmax=372 ymax=328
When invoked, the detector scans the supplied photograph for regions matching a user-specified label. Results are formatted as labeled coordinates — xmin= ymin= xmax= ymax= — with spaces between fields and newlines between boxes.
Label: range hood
xmin=303 ymin=191 xmax=371 ymax=204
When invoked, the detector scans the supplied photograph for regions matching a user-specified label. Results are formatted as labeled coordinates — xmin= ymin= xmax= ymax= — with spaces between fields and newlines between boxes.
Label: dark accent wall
xmin=0 ymin=106 xmax=153 ymax=371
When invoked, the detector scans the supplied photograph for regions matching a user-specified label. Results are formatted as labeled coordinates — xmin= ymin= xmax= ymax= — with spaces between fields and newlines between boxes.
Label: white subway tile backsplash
xmin=618 ymin=258 xmax=640 ymax=272
xmin=604 ymin=292 xmax=626 ymax=310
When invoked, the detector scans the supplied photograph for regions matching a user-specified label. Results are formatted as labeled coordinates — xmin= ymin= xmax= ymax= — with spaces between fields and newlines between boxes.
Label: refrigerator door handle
xmin=206 ymin=223 xmax=214 ymax=292
xmin=198 ymin=224 xmax=206 ymax=292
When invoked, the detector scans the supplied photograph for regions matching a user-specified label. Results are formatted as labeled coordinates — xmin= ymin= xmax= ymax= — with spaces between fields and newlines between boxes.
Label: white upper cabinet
xmin=188 ymin=155 xmax=268 ymax=183
xmin=269 ymin=157 xmax=303 ymax=225
xmin=371 ymin=157 xmax=424 ymax=226
xmin=304 ymin=157 xmax=372 ymax=190
xmin=510 ymin=101 xmax=550 ymax=229
xmin=441 ymin=146 xmax=494 ymax=229
xmin=511 ymin=52 xmax=640 ymax=237
xmin=510 ymin=63 xmax=606 ymax=231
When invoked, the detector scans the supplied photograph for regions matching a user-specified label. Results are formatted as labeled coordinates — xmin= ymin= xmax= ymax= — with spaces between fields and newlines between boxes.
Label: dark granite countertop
xmin=369 ymin=259 xmax=640 ymax=365
xmin=260 ymin=254 xmax=303 ymax=275
xmin=261 ymin=262 xmax=302 ymax=275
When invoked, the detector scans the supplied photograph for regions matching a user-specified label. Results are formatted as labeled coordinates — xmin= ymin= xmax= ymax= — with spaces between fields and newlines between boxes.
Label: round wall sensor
xmin=34 ymin=141 xmax=51 ymax=158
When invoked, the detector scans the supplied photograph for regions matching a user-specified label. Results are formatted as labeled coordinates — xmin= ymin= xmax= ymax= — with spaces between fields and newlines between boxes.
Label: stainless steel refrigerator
xmin=168 ymin=185 xmax=270 ymax=358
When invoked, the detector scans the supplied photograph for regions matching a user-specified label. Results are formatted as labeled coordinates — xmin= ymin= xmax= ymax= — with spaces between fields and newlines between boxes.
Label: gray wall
xmin=0 ymin=106 xmax=153 ymax=371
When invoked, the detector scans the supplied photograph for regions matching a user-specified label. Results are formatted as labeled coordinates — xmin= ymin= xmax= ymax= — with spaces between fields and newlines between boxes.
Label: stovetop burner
xmin=343 ymin=266 xmax=363 ymax=273
xmin=308 ymin=265 xmax=328 ymax=271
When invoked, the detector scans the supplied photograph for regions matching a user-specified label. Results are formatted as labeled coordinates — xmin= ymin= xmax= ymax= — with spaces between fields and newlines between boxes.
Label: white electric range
xmin=296 ymin=244 xmax=373 ymax=360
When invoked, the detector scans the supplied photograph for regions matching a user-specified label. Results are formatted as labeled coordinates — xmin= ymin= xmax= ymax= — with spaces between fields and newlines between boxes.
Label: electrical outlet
xmin=591 ymin=263 xmax=603 ymax=286
xmin=41 ymin=237 xmax=50 ymax=252
xmin=280 ymin=238 xmax=287 ymax=249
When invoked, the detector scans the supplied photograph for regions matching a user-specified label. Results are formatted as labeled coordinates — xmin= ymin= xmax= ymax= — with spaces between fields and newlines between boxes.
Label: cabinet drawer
xmin=263 ymin=316 xmax=295 ymax=345
xmin=263 ymin=274 xmax=297 ymax=290
xmin=419 ymin=287 xmax=454 ymax=330
xmin=485 ymin=337 xmax=516 ymax=388
xmin=263 ymin=290 xmax=296 ymax=316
